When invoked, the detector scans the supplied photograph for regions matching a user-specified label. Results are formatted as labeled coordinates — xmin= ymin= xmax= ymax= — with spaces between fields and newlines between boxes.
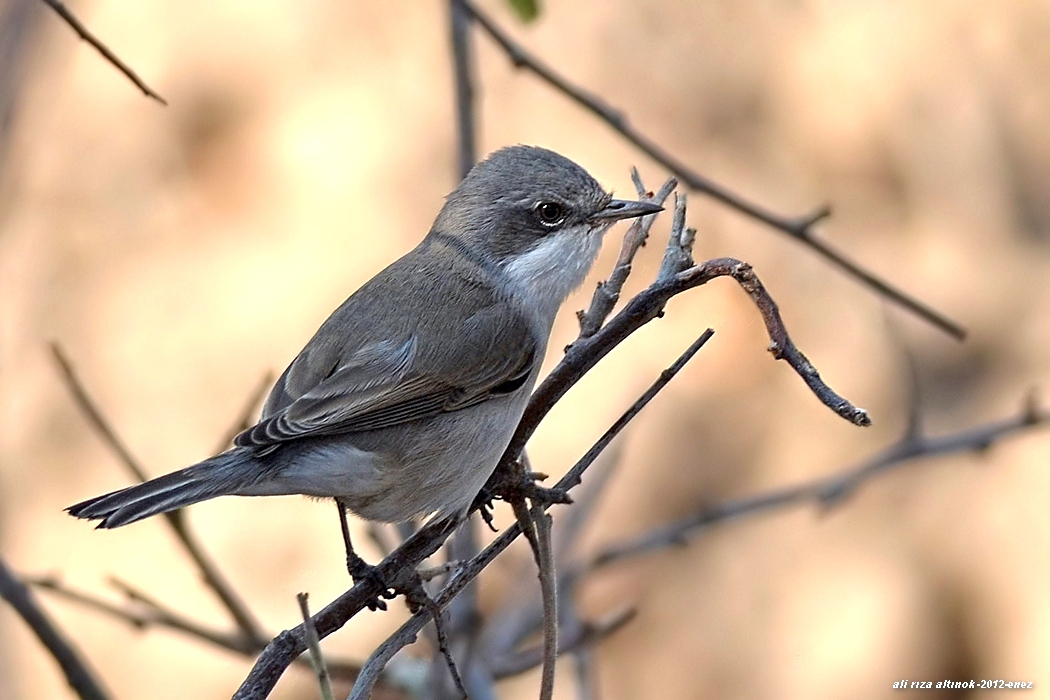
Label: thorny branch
xmin=39 ymin=0 xmax=166 ymax=104
xmin=461 ymin=0 xmax=966 ymax=341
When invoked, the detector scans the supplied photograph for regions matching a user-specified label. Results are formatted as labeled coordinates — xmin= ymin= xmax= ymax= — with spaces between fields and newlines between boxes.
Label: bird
xmin=67 ymin=145 xmax=661 ymax=552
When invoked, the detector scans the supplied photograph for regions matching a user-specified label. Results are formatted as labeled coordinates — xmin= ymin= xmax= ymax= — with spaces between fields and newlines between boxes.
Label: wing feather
xmin=235 ymin=282 xmax=537 ymax=449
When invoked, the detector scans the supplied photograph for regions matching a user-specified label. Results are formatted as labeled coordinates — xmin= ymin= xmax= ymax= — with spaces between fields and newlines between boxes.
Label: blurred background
xmin=1 ymin=0 xmax=1049 ymax=698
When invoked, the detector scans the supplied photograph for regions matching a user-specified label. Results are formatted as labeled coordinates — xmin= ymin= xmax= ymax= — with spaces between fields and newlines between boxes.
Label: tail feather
xmin=68 ymin=450 xmax=259 ymax=528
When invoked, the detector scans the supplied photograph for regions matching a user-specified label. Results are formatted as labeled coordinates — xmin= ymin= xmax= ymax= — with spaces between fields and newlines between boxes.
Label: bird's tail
xmin=67 ymin=450 xmax=261 ymax=529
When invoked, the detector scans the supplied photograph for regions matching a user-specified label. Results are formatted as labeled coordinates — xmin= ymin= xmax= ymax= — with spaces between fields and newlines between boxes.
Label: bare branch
xmin=234 ymin=515 xmax=463 ymax=700
xmin=585 ymin=395 xmax=1049 ymax=572
xmin=509 ymin=501 xmax=558 ymax=700
xmin=38 ymin=0 xmax=166 ymax=105
xmin=52 ymin=343 xmax=267 ymax=643
xmin=0 ymin=560 xmax=110 ymax=700
xmin=532 ymin=508 xmax=557 ymax=700
xmin=461 ymin=0 xmax=965 ymax=341
xmin=680 ymin=261 xmax=870 ymax=426
xmin=50 ymin=343 xmax=148 ymax=483
xmin=503 ymin=258 xmax=868 ymax=490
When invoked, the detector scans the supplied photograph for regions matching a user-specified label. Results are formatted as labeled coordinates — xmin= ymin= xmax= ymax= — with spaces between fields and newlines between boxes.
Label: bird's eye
xmin=535 ymin=201 xmax=566 ymax=226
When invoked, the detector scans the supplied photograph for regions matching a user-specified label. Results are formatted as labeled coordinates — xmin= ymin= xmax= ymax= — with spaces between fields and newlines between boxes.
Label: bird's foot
xmin=346 ymin=551 xmax=396 ymax=612
xmin=498 ymin=469 xmax=572 ymax=507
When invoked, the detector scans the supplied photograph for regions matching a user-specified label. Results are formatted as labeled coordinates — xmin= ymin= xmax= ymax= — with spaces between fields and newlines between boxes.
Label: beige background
xmin=2 ymin=0 xmax=1049 ymax=698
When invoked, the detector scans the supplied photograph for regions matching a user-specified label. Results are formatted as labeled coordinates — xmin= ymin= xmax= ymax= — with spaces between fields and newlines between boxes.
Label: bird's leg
xmin=336 ymin=500 xmax=395 ymax=612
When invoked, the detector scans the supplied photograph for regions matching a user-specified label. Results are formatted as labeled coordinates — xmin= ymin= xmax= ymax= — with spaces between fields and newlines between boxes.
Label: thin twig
xmin=532 ymin=507 xmax=557 ymax=700
xmin=51 ymin=343 xmax=267 ymax=644
xmin=490 ymin=606 xmax=635 ymax=679
xmin=0 ymin=559 xmax=110 ymax=700
xmin=461 ymin=0 xmax=965 ymax=341
xmin=506 ymin=499 xmax=557 ymax=700
xmin=39 ymin=0 xmax=167 ymax=104
xmin=678 ymin=260 xmax=871 ymax=426
xmin=585 ymin=396 xmax=1049 ymax=572
xmin=577 ymin=175 xmax=678 ymax=338
xmin=34 ymin=574 xmax=256 ymax=653
xmin=657 ymin=193 xmax=692 ymax=281
xmin=28 ymin=575 xmax=368 ymax=681
xmin=417 ymin=560 xmax=465 ymax=582
xmin=428 ymin=598 xmax=468 ymax=700
xmin=297 ymin=593 xmax=334 ymax=700
xmin=449 ymin=0 xmax=476 ymax=180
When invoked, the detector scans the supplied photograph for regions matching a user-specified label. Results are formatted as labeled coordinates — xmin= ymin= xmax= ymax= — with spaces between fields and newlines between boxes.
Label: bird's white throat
xmin=500 ymin=226 xmax=605 ymax=324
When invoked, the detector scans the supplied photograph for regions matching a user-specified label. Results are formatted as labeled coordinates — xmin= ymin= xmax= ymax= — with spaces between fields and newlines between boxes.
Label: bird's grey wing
xmin=234 ymin=305 xmax=536 ymax=448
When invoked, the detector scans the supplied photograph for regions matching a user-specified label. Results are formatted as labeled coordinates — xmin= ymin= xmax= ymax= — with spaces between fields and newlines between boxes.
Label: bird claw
xmin=346 ymin=552 xmax=396 ymax=612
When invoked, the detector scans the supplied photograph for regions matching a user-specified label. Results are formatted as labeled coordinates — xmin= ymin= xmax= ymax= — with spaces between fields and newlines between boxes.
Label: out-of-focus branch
xmin=38 ymin=0 xmax=166 ymax=105
xmin=51 ymin=343 xmax=267 ymax=644
xmin=449 ymin=0 xmax=475 ymax=180
xmin=213 ymin=371 xmax=273 ymax=453
xmin=0 ymin=559 xmax=110 ymax=700
xmin=28 ymin=574 xmax=370 ymax=682
xmin=490 ymin=606 xmax=635 ymax=679
xmin=585 ymin=393 xmax=1048 ymax=572
xmin=297 ymin=593 xmax=334 ymax=700
xmin=461 ymin=0 xmax=966 ymax=341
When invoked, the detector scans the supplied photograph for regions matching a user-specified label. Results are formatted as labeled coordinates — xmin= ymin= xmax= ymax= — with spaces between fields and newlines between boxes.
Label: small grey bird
xmin=68 ymin=145 xmax=659 ymax=534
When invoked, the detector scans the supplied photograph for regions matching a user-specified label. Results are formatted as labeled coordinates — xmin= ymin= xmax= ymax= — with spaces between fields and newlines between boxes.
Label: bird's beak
xmin=588 ymin=198 xmax=664 ymax=223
